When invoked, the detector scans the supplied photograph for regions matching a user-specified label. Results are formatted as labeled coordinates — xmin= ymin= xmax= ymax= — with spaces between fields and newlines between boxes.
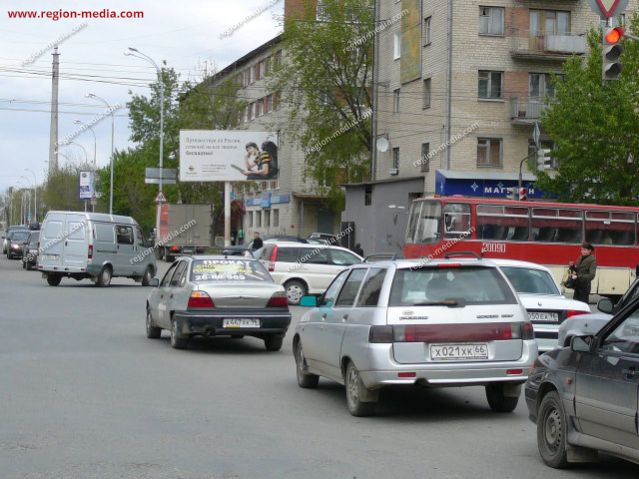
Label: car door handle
xmin=623 ymin=367 xmax=636 ymax=379
xmin=169 ymin=294 xmax=174 ymax=299
xmin=342 ymin=314 xmax=349 ymax=322
xmin=321 ymin=314 xmax=327 ymax=321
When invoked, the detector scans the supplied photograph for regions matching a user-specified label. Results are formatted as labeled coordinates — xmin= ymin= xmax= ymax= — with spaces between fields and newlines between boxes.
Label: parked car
xmin=256 ymin=242 xmax=363 ymax=304
xmin=6 ymin=229 xmax=30 ymax=259
xmin=307 ymin=232 xmax=339 ymax=245
xmin=146 ymin=256 xmax=291 ymax=351
xmin=558 ymin=277 xmax=639 ymax=348
xmin=492 ymin=259 xmax=591 ymax=352
xmin=21 ymin=231 xmax=40 ymax=270
xmin=38 ymin=211 xmax=156 ymax=287
xmin=293 ymin=258 xmax=537 ymax=416
xmin=525 ymin=296 xmax=639 ymax=468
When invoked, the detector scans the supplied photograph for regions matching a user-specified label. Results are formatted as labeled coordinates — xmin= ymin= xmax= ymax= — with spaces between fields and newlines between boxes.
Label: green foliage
xmin=538 ymin=17 xmax=639 ymax=205
xmin=42 ymin=163 xmax=89 ymax=213
xmin=274 ymin=0 xmax=374 ymax=202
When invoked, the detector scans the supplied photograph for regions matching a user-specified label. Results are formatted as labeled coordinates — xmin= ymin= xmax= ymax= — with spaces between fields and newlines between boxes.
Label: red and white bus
xmin=404 ymin=196 xmax=639 ymax=300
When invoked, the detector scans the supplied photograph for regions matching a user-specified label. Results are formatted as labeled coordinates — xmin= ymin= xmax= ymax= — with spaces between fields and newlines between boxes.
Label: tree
xmin=537 ymin=18 xmax=639 ymax=205
xmin=42 ymin=163 xmax=90 ymax=213
xmin=274 ymin=0 xmax=374 ymax=205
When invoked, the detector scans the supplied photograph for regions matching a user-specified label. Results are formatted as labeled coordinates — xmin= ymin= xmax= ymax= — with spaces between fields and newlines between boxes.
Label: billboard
xmin=400 ymin=0 xmax=422 ymax=85
xmin=79 ymin=171 xmax=95 ymax=200
xmin=180 ymin=130 xmax=279 ymax=182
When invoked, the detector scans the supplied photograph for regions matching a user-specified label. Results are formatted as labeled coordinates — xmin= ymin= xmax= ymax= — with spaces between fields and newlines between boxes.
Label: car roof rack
xmin=443 ymin=251 xmax=483 ymax=259
xmin=364 ymin=253 xmax=400 ymax=263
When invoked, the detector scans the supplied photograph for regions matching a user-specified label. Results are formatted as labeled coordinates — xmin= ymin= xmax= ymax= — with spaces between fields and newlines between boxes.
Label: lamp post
xmin=24 ymin=168 xmax=37 ymax=222
xmin=87 ymin=93 xmax=115 ymax=214
xmin=125 ymin=47 xmax=165 ymax=241
xmin=74 ymin=120 xmax=97 ymax=168
xmin=20 ymin=175 xmax=34 ymax=223
xmin=66 ymin=142 xmax=89 ymax=165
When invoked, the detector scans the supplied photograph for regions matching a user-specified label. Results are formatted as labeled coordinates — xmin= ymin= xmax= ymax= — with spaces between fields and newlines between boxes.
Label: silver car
xmin=146 ymin=256 xmax=291 ymax=351
xmin=294 ymin=258 xmax=538 ymax=416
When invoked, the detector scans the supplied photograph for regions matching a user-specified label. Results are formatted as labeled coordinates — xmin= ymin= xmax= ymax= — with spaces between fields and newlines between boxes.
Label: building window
xmin=255 ymin=211 xmax=262 ymax=228
xmin=248 ymin=211 xmax=254 ymax=228
xmin=479 ymin=6 xmax=504 ymax=36
xmin=392 ymin=147 xmax=400 ymax=170
xmin=249 ymin=102 xmax=255 ymax=120
xmin=259 ymin=61 xmax=267 ymax=79
xmin=273 ymin=50 xmax=282 ymax=70
xmin=478 ymin=70 xmax=502 ymax=99
xmin=272 ymin=209 xmax=280 ymax=228
xmin=265 ymin=94 xmax=273 ymax=113
xmin=423 ymin=16 xmax=431 ymax=46
xmin=364 ymin=184 xmax=372 ymax=206
xmin=423 ymin=78 xmax=431 ymax=109
xmin=530 ymin=10 xmax=570 ymax=36
xmin=421 ymin=143 xmax=430 ymax=172
xmin=477 ymin=138 xmax=502 ymax=167
xmin=249 ymin=66 xmax=255 ymax=84
xmin=264 ymin=210 xmax=270 ymax=228
xmin=393 ymin=88 xmax=400 ymax=113
xmin=257 ymin=98 xmax=264 ymax=117
xmin=393 ymin=33 xmax=401 ymax=59
xmin=529 ymin=73 xmax=559 ymax=99
xmin=243 ymin=105 xmax=249 ymax=123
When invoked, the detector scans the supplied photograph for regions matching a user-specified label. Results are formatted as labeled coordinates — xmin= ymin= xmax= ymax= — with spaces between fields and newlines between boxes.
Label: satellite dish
xmin=376 ymin=136 xmax=390 ymax=153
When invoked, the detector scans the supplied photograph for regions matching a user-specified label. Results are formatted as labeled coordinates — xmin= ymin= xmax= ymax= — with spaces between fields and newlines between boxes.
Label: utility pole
xmin=48 ymin=47 xmax=60 ymax=175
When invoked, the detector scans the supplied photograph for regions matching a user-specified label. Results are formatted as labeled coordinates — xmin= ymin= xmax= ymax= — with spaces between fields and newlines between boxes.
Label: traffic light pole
xmin=518 ymin=149 xmax=537 ymax=193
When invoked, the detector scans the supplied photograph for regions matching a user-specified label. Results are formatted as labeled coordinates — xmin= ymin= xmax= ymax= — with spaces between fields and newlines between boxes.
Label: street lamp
xmin=74 ymin=120 xmax=97 ymax=168
xmin=24 ymin=168 xmax=37 ymax=222
xmin=87 ymin=93 xmax=115 ymax=215
xmin=125 ymin=46 xmax=165 ymax=241
xmin=20 ymin=175 xmax=35 ymax=223
xmin=65 ymin=142 xmax=89 ymax=165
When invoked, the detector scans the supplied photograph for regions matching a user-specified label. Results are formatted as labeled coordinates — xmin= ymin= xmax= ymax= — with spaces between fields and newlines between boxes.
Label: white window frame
xmin=477 ymin=137 xmax=503 ymax=167
xmin=423 ymin=16 xmax=432 ymax=46
xmin=478 ymin=70 xmax=503 ymax=100
xmin=393 ymin=33 xmax=401 ymax=60
xmin=479 ymin=6 xmax=504 ymax=36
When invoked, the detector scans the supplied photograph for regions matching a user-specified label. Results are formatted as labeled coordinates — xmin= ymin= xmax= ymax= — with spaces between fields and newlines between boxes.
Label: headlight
xmin=11 ymin=244 xmax=19 ymax=249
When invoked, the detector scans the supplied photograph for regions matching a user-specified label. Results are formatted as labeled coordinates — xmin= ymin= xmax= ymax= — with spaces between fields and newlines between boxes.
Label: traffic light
xmin=603 ymin=27 xmax=624 ymax=81
xmin=537 ymin=148 xmax=553 ymax=170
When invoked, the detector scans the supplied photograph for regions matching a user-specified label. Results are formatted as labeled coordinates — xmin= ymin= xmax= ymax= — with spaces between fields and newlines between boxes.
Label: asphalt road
xmin=1 ymin=257 xmax=638 ymax=479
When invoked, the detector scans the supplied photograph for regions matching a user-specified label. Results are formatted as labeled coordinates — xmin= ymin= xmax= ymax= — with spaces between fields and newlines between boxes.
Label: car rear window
xmin=276 ymin=247 xmax=301 ymax=262
xmin=190 ymin=259 xmax=271 ymax=282
xmin=500 ymin=267 xmax=560 ymax=295
xmin=389 ymin=266 xmax=518 ymax=306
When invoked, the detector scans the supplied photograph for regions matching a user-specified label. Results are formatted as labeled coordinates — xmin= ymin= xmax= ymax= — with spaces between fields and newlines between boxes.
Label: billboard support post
xmin=224 ymin=181 xmax=231 ymax=247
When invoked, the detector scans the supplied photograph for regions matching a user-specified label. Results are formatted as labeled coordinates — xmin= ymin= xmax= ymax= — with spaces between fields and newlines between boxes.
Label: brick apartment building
xmin=342 ymin=0 xmax=636 ymax=255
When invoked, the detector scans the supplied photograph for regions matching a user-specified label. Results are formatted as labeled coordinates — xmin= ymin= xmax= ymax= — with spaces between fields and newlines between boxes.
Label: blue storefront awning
xmin=435 ymin=169 xmax=545 ymax=199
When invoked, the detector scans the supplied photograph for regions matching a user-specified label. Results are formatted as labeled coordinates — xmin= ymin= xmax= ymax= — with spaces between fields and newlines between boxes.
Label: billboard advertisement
xmin=79 ymin=171 xmax=95 ymax=200
xmin=401 ymin=0 xmax=422 ymax=85
xmin=180 ymin=130 xmax=279 ymax=182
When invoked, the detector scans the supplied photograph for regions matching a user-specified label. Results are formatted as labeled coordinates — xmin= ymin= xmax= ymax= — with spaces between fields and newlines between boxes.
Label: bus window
xmin=532 ymin=208 xmax=582 ymax=244
xmin=444 ymin=203 xmax=471 ymax=239
xmin=415 ymin=201 xmax=442 ymax=244
xmin=477 ymin=205 xmax=529 ymax=241
xmin=585 ymin=211 xmax=635 ymax=246
xmin=405 ymin=201 xmax=422 ymax=244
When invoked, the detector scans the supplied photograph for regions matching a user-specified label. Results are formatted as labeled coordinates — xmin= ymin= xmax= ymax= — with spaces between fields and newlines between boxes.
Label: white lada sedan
xmin=293 ymin=258 xmax=538 ymax=416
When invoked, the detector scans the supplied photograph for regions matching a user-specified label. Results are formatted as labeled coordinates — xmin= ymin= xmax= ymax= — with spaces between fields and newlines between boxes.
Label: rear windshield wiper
xmin=412 ymin=300 xmax=461 ymax=307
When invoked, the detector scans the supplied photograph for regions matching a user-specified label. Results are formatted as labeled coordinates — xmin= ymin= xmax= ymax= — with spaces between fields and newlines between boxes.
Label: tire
xmin=284 ymin=280 xmax=307 ymax=305
xmin=485 ymin=383 xmax=520 ymax=413
xmin=46 ymin=274 xmax=62 ymax=287
xmin=96 ymin=266 xmax=112 ymax=287
xmin=26 ymin=261 xmax=32 ymax=271
xmin=141 ymin=266 xmax=153 ymax=286
xmin=537 ymin=391 xmax=569 ymax=468
xmin=170 ymin=317 xmax=188 ymax=350
xmin=145 ymin=308 xmax=161 ymax=339
xmin=344 ymin=361 xmax=377 ymax=417
xmin=22 ymin=261 xmax=26 ymax=269
xmin=294 ymin=340 xmax=319 ymax=388
xmin=264 ymin=335 xmax=284 ymax=352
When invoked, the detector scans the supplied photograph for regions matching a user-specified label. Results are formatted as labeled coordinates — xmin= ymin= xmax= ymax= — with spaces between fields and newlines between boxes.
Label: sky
xmin=0 ymin=0 xmax=284 ymax=192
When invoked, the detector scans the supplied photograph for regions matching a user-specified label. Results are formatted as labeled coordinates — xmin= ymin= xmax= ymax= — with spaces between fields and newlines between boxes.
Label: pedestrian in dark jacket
xmin=353 ymin=243 xmax=364 ymax=257
xmin=570 ymin=242 xmax=596 ymax=304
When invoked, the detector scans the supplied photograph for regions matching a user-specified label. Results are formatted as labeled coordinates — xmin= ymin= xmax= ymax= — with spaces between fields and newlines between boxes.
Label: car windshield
xmin=12 ymin=231 xmax=28 ymax=241
xmin=389 ymin=266 xmax=518 ymax=306
xmin=500 ymin=266 xmax=560 ymax=295
xmin=190 ymin=259 xmax=271 ymax=282
xmin=29 ymin=232 xmax=40 ymax=246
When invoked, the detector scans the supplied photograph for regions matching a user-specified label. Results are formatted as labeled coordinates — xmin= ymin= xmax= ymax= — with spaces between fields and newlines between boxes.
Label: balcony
xmin=511 ymin=33 xmax=586 ymax=61
xmin=510 ymin=97 xmax=550 ymax=125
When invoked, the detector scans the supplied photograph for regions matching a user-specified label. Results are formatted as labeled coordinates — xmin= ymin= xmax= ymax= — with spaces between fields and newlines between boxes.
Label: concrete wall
xmin=342 ymin=178 xmax=424 ymax=256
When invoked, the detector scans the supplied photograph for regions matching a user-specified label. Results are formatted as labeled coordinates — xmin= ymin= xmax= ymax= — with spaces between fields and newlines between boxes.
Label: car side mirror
xmin=299 ymin=295 xmax=318 ymax=308
xmin=571 ymin=335 xmax=594 ymax=353
xmin=149 ymin=278 xmax=160 ymax=287
xmin=597 ymin=298 xmax=614 ymax=314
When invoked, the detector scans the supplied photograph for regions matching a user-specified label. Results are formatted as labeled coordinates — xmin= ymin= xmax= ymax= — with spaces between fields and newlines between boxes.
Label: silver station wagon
xmin=294 ymin=257 xmax=538 ymax=416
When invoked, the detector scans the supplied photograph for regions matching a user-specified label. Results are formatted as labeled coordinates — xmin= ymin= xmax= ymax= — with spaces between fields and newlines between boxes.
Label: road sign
xmin=145 ymin=167 xmax=177 ymax=185
xmin=588 ymin=0 xmax=629 ymax=19
xmin=155 ymin=192 xmax=167 ymax=204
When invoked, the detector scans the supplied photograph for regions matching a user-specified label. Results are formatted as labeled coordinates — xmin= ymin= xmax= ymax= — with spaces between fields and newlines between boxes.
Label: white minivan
xmin=257 ymin=242 xmax=362 ymax=304
xmin=38 ymin=211 xmax=156 ymax=287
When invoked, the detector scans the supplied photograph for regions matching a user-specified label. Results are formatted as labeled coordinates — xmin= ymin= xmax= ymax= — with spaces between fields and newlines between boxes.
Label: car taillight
xmin=266 ymin=291 xmax=288 ymax=308
xmin=268 ymin=245 xmax=278 ymax=272
xmin=369 ymin=323 xmax=531 ymax=343
xmin=521 ymin=322 xmax=535 ymax=340
xmin=170 ymin=245 xmax=181 ymax=252
xmin=566 ymin=310 xmax=589 ymax=318
xmin=187 ymin=291 xmax=215 ymax=308
xmin=88 ymin=244 xmax=93 ymax=259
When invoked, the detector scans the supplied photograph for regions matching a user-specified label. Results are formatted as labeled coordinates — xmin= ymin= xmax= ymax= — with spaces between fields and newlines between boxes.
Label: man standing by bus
xmin=571 ymin=242 xmax=597 ymax=304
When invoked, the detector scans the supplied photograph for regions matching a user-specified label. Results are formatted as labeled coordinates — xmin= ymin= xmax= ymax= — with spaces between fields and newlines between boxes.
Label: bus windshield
xmin=412 ymin=201 xmax=441 ymax=244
